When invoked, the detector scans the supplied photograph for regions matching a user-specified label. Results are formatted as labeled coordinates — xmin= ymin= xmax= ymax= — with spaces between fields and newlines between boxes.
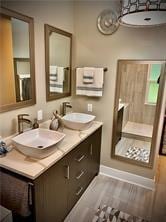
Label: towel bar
xmin=76 ymin=67 xmax=108 ymax=72
xmin=28 ymin=182 xmax=34 ymax=186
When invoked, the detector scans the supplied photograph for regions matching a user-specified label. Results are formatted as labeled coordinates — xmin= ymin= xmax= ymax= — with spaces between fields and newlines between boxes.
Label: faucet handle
xmin=63 ymin=101 xmax=70 ymax=105
xmin=18 ymin=114 xmax=29 ymax=119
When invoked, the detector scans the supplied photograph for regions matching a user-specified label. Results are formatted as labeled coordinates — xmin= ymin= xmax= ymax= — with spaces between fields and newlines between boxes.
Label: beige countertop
xmin=0 ymin=121 xmax=102 ymax=180
xmin=118 ymin=102 xmax=129 ymax=111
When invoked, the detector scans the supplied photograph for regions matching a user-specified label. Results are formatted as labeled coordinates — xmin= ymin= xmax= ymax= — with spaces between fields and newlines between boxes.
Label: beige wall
xmin=72 ymin=1 xmax=166 ymax=179
xmin=0 ymin=1 xmax=74 ymax=137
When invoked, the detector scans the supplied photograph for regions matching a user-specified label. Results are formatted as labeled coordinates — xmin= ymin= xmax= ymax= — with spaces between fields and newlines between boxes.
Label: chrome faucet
xmin=18 ymin=114 xmax=32 ymax=134
xmin=62 ymin=102 xmax=72 ymax=116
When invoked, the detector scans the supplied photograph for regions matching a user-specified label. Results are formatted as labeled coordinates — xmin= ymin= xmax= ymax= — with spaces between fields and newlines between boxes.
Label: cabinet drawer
xmin=69 ymin=139 xmax=89 ymax=162
xmin=70 ymin=151 xmax=89 ymax=174
xmin=68 ymin=180 xmax=88 ymax=211
xmin=69 ymin=141 xmax=90 ymax=185
xmin=69 ymin=167 xmax=88 ymax=190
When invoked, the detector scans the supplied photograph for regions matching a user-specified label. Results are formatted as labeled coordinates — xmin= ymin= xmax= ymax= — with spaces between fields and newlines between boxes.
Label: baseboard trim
xmin=99 ymin=165 xmax=155 ymax=190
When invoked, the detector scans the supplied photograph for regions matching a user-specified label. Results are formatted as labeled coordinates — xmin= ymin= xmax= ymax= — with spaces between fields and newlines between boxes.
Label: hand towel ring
xmin=97 ymin=9 xmax=119 ymax=35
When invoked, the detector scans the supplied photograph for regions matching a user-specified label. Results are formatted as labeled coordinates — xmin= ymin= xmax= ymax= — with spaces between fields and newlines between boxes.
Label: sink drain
xmin=37 ymin=145 xmax=44 ymax=148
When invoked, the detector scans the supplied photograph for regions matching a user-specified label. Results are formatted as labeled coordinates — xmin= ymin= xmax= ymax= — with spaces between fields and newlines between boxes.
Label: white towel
xmin=50 ymin=65 xmax=57 ymax=81
xmin=50 ymin=67 xmax=64 ymax=93
xmin=50 ymin=65 xmax=57 ymax=74
xmin=83 ymin=67 xmax=94 ymax=84
xmin=50 ymin=74 xmax=57 ymax=81
xmin=76 ymin=67 xmax=104 ymax=97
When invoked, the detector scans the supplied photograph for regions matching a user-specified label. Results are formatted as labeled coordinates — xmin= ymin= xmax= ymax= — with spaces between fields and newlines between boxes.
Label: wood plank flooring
xmin=64 ymin=156 xmax=166 ymax=222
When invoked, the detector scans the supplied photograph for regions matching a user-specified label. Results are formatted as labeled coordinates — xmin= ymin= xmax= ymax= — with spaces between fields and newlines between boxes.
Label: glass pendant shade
xmin=119 ymin=0 xmax=166 ymax=27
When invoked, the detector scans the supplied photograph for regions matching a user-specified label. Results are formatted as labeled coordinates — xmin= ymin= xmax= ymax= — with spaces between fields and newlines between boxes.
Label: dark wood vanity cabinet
xmin=0 ymin=127 xmax=102 ymax=222
xmin=34 ymin=157 xmax=69 ymax=222
xmin=88 ymin=127 xmax=102 ymax=180
xmin=33 ymin=127 xmax=102 ymax=222
xmin=116 ymin=107 xmax=124 ymax=145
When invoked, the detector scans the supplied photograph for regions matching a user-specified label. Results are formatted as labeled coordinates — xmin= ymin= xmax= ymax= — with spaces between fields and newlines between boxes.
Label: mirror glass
xmin=45 ymin=24 xmax=72 ymax=101
xmin=0 ymin=7 xmax=36 ymax=112
xmin=112 ymin=60 xmax=165 ymax=167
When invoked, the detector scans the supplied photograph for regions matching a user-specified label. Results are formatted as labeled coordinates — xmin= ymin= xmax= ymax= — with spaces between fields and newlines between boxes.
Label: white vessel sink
xmin=12 ymin=128 xmax=65 ymax=159
xmin=62 ymin=113 xmax=95 ymax=130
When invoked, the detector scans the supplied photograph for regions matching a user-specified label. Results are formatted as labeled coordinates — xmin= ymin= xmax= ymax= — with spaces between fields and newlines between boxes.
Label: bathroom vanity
xmin=116 ymin=105 xmax=124 ymax=145
xmin=0 ymin=122 xmax=102 ymax=222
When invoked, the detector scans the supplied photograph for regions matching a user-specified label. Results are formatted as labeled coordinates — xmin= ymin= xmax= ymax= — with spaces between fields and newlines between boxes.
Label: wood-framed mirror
xmin=45 ymin=24 xmax=72 ymax=101
xmin=112 ymin=60 xmax=166 ymax=168
xmin=0 ymin=7 xmax=36 ymax=113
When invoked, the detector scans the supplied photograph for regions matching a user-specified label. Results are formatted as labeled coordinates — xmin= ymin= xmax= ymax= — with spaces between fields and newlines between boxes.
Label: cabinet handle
xmin=65 ymin=165 xmax=70 ymax=179
xmin=76 ymin=170 xmax=85 ymax=180
xmin=28 ymin=183 xmax=34 ymax=206
xmin=75 ymin=154 xmax=85 ymax=162
xmin=90 ymin=144 xmax=93 ymax=155
xmin=76 ymin=187 xmax=83 ymax=196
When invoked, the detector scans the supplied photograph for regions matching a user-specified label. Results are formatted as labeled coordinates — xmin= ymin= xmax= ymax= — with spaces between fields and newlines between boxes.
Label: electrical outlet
xmin=37 ymin=110 xmax=43 ymax=121
xmin=87 ymin=104 xmax=93 ymax=112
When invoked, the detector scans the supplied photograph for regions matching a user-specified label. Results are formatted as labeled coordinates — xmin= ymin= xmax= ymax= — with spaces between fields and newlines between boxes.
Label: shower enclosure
xmin=112 ymin=60 xmax=166 ymax=167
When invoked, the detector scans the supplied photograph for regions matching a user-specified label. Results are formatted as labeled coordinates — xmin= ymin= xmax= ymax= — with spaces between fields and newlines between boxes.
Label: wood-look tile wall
xmin=119 ymin=63 xmax=156 ymax=125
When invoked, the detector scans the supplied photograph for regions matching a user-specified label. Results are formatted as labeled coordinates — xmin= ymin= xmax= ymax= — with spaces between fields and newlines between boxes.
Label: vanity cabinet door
xmin=88 ymin=127 xmax=102 ymax=180
xmin=34 ymin=156 xmax=69 ymax=222
xmin=116 ymin=107 xmax=124 ymax=145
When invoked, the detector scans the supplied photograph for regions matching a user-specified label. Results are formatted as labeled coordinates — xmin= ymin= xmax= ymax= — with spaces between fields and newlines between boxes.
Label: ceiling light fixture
xmin=119 ymin=0 xmax=166 ymax=27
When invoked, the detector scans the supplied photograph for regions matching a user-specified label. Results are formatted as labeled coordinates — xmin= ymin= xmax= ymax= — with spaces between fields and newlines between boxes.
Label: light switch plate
xmin=87 ymin=104 xmax=93 ymax=112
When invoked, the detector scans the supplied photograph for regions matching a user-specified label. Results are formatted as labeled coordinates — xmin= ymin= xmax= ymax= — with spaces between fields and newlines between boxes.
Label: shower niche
xmin=112 ymin=60 xmax=166 ymax=167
